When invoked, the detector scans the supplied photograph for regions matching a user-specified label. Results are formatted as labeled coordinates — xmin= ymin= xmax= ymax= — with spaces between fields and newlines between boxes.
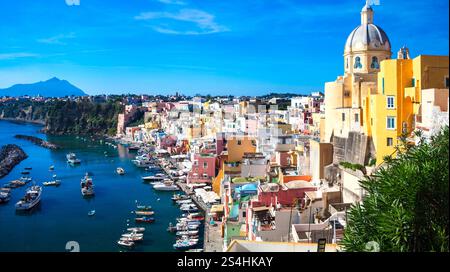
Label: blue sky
xmin=0 ymin=0 xmax=448 ymax=96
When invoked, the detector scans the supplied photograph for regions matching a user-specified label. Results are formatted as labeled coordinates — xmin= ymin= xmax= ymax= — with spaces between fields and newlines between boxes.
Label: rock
xmin=0 ymin=144 xmax=28 ymax=179
xmin=14 ymin=135 xmax=58 ymax=149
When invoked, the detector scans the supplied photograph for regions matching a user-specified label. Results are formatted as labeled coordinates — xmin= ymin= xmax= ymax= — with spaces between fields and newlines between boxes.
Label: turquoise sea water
xmin=0 ymin=120 xmax=190 ymax=252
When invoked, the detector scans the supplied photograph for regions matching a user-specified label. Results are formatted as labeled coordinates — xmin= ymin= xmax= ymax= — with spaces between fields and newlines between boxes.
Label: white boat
xmin=80 ymin=173 xmax=95 ymax=196
xmin=43 ymin=180 xmax=61 ymax=186
xmin=132 ymin=159 xmax=152 ymax=168
xmin=66 ymin=153 xmax=81 ymax=164
xmin=15 ymin=186 xmax=42 ymax=211
xmin=121 ymin=233 xmax=144 ymax=238
xmin=153 ymin=180 xmax=179 ymax=191
xmin=142 ymin=174 xmax=167 ymax=182
xmin=116 ymin=167 xmax=125 ymax=175
xmin=126 ymin=227 xmax=145 ymax=233
xmin=0 ymin=191 xmax=11 ymax=203
xmin=176 ymin=199 xmax=193 ymax=205
xmin=117 ymin=240 xmax=134 ymax=248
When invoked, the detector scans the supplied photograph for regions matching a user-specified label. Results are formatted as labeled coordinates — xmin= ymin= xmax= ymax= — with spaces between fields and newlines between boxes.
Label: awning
xmin=252 ymin=206 xmax=269 ymax=212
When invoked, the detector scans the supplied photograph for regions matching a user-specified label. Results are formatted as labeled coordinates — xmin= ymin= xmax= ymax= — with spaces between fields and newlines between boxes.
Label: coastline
xmin=0 ymin=117 xmax=45 ymax=126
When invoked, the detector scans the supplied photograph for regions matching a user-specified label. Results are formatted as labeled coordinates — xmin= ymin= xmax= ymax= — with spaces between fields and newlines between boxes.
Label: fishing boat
xmin=134 ymin=210 xmax=154 ymax=216
xmin=153 ymin=180 xmax=179 ymax=191
xmin=117 ymin=240 xmax=134 ymax=248
xmin=15 ymin=185 xmax=42 ymax=211
xmin=127 ymin=227 xmax=145 ymax=233
xmin=88 ymin=210 xmax=96 ymax=216
xmin=136 ymin=205 xmax=152 ymax=211
xmin=43 ymin=180 xmax=61 ymax=186
xmin=135 ymin=217 xmax=155 ymax=223
xmin=116 ymin=167 xmax=125 ymax=175
xmin=66 ymin=153 xmax=81 ymax=164
xmin=173 ymin=239 xmax=198 ymax=250
xmin=80 ymin=173 xmax=95 ymax=196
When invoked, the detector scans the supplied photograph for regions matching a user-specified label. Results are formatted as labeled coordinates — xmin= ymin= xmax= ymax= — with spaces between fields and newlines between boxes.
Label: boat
xmin=132 ymin=159 xmax=152 ymax=168
xmin=15 ymin=185 xmax=42 ymax=211
xmin=135 ymin=217 xmax=155 ymax=223
xmin=153 ymin=180 xmax=179 ymax=191
xmin=49 ymin=165 xmax=55 ymax=170
xmin=43 ymin=180 xmax=61 ymax=186
xmin=146 ymin=165 xmax=160 ymax=171
xmin=186 ymin=249 xmax=204 ymax=252
xmin=173 ymin=239 xmax=198 ymax=250
xmin=120 ymin=236 xmax=143 ymax=242
xmin=134 ymin=211 xmax=154 ymax=216
xmin=142 ymin=174 xmax=167 ymax=182
xmin=116 ymin=167 xmax=125 ymax=175
xmin=66 ymin=153 xmax=81 ymax=164
xmin=19 ymin=176 xmax=32 ymax=183
xmin=80 ymin=173 xmax=95 ymax=196
xmin=0 ymin=191 xmax=11 ymax=203
xmin=21 ymin=171 xmax=30 ymax=175
xmin=176 ymin=230 xmax=199 ymax=236
xmin=127 ymin=227 xmax=145 ymax=233
xmin=171 ymin=194 xmax=190 ymax=202
xmin=121 ymin=232 xmax=144 ymax=238
xmin=24 ymin=167 xmax=32 ymax=170
xmin=88 ymin=210 xmax=96 ymax=216
xmin=136 ymin=205 xmax=152 ymax=211
xmin=128 ymin=145 xmax=140 ymax=151
xmin=117 ymin=240 xmax=134 ymax=248
xmin=176 ymin=199 xmax=193 ymax=205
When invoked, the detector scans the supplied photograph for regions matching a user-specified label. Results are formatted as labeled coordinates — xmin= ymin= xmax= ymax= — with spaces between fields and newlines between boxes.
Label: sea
xmin=0 ymin=120 xmax=196 ymax=252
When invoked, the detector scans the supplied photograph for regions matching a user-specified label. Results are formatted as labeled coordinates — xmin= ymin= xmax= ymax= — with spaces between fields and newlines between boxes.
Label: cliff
xmin=0 ymin=144 xmax=28 ymax=179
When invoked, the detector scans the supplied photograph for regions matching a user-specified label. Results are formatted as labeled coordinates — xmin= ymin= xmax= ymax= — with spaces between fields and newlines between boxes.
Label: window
xmin=342 ymin=113 xmax=345 ymax=121
xmin=346 ymin=58 xmax=349 ymax=69
xmin=370 ymin=56 xmax=379 ymax=69
xmin=387 ymin=116 xmax=396 ymax=129
xmin=371 ymin=118 xmax=373 ymax=125
xmin=203 ymin=162 xmax=208 ymax=169
xmin=382 ymin=78 xmax=385 ymax=95
xmin=237 ymin=140 xmax=242 ymax=145
xmin=412 ymin=78 xmax=416 ymax=87
xmin=387 ymin=137 xmax=393 ymax=146
xmin=387 ymin=96 xmax=395 ymax=109
xmin=354 ymin=56 xmax=362 ymax=69
xmin=446 ymin=76 xmax=449 ymax=88
xmin=355 ymin=113 xmax=359 ymax=123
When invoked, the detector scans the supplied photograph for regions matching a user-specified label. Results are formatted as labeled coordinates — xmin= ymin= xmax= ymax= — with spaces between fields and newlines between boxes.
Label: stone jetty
xmin=0 ymin=144 xmax=28 ymax=178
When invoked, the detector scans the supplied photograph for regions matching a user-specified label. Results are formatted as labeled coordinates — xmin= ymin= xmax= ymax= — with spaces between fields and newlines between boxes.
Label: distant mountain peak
xmin=0 ymin=78 xmax=86 ymax=98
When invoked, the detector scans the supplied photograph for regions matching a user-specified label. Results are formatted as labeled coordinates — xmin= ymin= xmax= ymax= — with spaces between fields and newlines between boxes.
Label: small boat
xmin=176 ymin=230 xmax=199 ymax=236
xmin=117 ymin=240 xmax=135 ymax=248
xmin=173 ymin=239 xmax=198 ymax=250
xmin=15 ymin=185 xmax=42 ymax=211
xmin=80 ymin=173 xmax=95 ymax=197
xmin=43 ymin=180 xmax=61 ymax=186
xmin=49 ymin=165 xmax=55 ymax=170
xmin=19 ymin=177 xmax=32 ymax=183
xmin=136 ymin=205 xmax=152 ymax=211
xmin=176 ymin=199 xmax=193 ymax=205
xmin=186 ymin=249 xmax=204 ymax=252
xmin=67 ymin=153 xmax=81 ymax=164
xmin=121 ymin=232 xmax=144 ymax=238
xmin=171 ymin=194 xmax=190 ymax=202
xmin=88 ymin=210 xmax=96 ymax=216
xmin=120 ymin=236 xmax=143 ymax=242
xmin=127 ymin=227 xmax=145 ymax=233
xmin=134 ymin=211 xmax=154 ymax=216
xmin=116 ymin=167 xmax=125 ymax=175
xmin=135 ymin=217 xmax=155 ymax=223
xmin=0 ymin=191 xmax=11 ymax=203
xmin=142 ymin=174 xmax=167 ymax=182
xmin=21 ymin=171 xmax=30 ymax=175
xmin=153 ymin=180 xmax=179 ymax=191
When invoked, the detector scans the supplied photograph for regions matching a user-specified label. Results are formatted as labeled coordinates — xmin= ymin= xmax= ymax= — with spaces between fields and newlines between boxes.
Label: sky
xmin=0 ymin=0 xmax=448 ymax=96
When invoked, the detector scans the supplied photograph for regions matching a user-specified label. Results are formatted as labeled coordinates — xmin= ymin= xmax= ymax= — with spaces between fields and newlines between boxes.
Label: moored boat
xmin=80 ymin=173 xmax=95 ymax=196
xmin=153 ymin=179 xmax=179 ymax=191
xmin=127 ymin=227 xmax=145 ymax=233
xmin=117 ymin=240 xmax=134 ymax=248
xmin=116 ymin=167 xmax=125 ymax=175
xmin=134 ymin=210 xmax=154 ymax=216
xmin=66 ymin=153 xmax=81 ymax=164
xmin=15 ymin=185 xmax=42 ymax=211
xmin=135 ymin=217 xmax=155 ymax=223
xmin=43 ymin=180 xmax=61 ymax=186
xmin=136 ymin=205 xmax=152 ymax=211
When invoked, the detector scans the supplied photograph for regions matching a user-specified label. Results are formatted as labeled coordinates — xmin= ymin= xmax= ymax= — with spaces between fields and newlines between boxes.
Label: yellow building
xmin=368 ymin=52 xmax=449 ymax=164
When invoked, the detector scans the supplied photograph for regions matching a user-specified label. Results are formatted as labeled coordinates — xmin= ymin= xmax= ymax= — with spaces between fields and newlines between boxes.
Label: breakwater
xmin=0 ymin=144 xmax=28 ymax=178
xmin=14 ymin=134 xmax=58 ymax=149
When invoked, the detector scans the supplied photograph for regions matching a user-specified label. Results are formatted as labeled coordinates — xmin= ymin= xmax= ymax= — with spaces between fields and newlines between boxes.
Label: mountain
xmin=0 ymin=77 xmax=86 ymax=97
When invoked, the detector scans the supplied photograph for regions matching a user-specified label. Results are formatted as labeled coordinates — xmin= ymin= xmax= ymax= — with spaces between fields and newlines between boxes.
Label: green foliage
xmin=340 ymin=161 xmax=366 ymax=175
xmin=342 ymin=126 xmax=449 ymax=252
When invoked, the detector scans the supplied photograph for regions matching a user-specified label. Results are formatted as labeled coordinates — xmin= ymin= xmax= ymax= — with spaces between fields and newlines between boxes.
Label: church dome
xmin=345 ymin=24 xmax=391 ymax=53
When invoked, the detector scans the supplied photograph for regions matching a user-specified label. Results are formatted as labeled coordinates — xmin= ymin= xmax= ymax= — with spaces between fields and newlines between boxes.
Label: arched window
xmin=371 ymin=56 xmax=379 ymax=69
xmin=354 ymin=56 xmax=362 ymax=69
xmin=346 ymin=58 xmax=349 ymax=69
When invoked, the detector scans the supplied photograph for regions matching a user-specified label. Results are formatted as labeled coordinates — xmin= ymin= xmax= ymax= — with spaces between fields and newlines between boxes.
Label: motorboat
xmin=176 ymin=199 xmax=193 ymax=205
xmin=136 ymin=205 xmax=152 ymax=211
xmin=171 ymin=194 xmax=190 ymax=202
xmin=66 ymin=153 xmax=81 ymax=164
xmin=116 ymin=167 xmax=125 ymax=175
xmin=0 ymin=190 xmax=11 ymax=203
xmin=80 ymin=173 xmax=95 ymax=196
xmin=88 ymin=210 xmax=96 ymax=216
xmin=142 ymin=174 xmax=167 ymax=182
xmin=134 ymin=210 xmax=154 ymax=216
xmin=121 ymin=232 xmax=144 ymax=238
xmin=127 ymin=227 xmax=145 ymax=233
xmin=176 ymin=230 xmax=199 ymax=236
xmin=135 ymin=217 xmax=155 ymax=223
xmin=49 ymin=165 xmax=55 ymax=171
xmin=15 ymin=185 xmax=42 ymax=211
xmin=173 ymin=239 xmax=198 ymax=250
xmin=120 ymin=236 xmax=143 ymax=242
xmin=117 ymin=240 xmax=134 ymax=248
xmin=43 ymin=180 xmax=61 ymax=186
xmin=153 ymin=180 xmax=179 ymax=191
xmin=19 ymin=176 xmax=32 ymax=183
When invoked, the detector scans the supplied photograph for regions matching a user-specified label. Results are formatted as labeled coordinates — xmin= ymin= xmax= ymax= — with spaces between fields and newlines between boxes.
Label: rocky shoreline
xmin=0 ymin=144 xmax=28 ymax=179
xmin=14 ymin=135 xmax=58 ymax=149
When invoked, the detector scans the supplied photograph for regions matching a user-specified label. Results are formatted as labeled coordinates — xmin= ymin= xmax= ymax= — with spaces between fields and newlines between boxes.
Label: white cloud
xmin=37 ymin=33 xmax=76 ymax=45
xmin=65 ymin=0 xmax=80 ymax=6
xmin=135 ymin=9 xmax=229 ymax=35
xmin=156 ymin=0 xmax=186 ymax=5
xmin=0 ymin=53 xmax=39 ymax=60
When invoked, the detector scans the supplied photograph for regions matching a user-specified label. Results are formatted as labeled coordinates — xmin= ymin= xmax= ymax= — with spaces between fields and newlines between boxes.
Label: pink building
xmin=256 ymin=182 xmax=316 ymax=207
xmin=159 ymin=135 xmax=177 ymax=149
xmin=187 ymin=153 xmax=217 ymax=184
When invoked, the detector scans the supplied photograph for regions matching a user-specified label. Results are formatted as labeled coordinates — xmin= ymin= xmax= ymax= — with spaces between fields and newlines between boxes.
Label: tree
xmin=342 ymin=126 xmax=449 ymax=252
